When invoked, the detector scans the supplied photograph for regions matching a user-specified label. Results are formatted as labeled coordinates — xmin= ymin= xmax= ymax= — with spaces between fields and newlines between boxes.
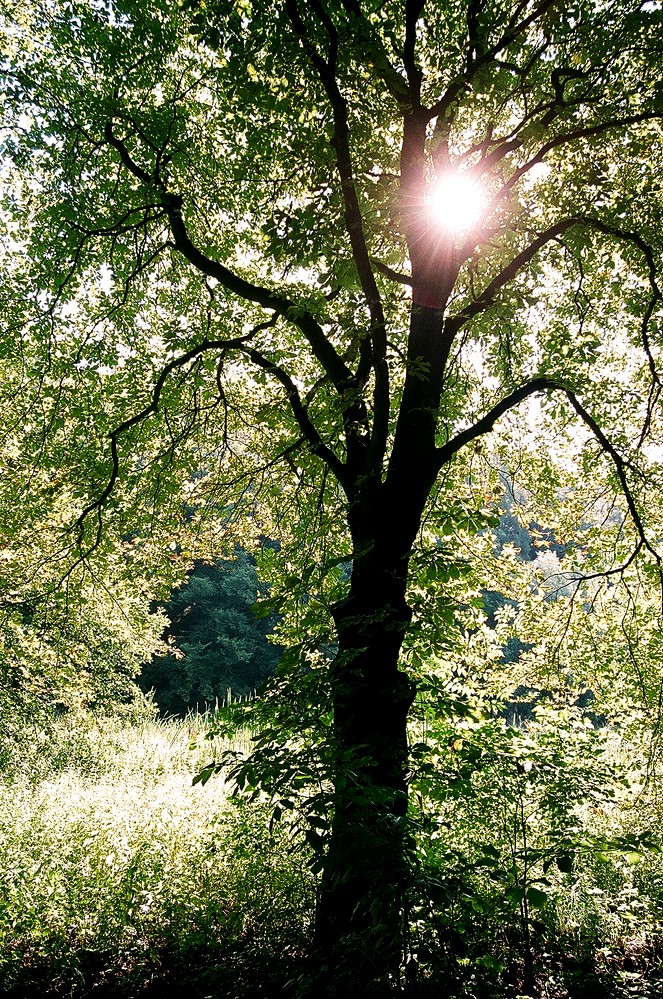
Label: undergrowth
xmin=0 ymin=707 xmax=315 ymax=998
xmin=2 ymin=704 xmax=663 ymax=997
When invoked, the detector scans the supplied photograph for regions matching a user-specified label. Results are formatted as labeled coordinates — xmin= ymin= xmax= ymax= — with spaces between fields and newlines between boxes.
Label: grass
xmin=0 ymin=708 xmax=315 ymax=998
xmin=2 ymin=704 xmax=663 ymax=997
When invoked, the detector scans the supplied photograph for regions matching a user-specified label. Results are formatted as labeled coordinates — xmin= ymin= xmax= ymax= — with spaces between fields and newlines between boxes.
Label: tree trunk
xmin=301 ymin=301 xmax=452 ymax=995
xmin=308 ymin=560 xmax=415 ymax=996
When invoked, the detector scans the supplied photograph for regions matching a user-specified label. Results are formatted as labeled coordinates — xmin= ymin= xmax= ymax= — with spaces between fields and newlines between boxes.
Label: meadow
xmin=0 ymin=708 xmax=314 ymax=998
xmin=1 ymin=701 xmax=663 ymax=998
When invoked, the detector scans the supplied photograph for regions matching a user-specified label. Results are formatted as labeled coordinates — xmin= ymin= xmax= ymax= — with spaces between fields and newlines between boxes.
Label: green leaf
xmin=555 ymin=853 xmax=574 ymax=874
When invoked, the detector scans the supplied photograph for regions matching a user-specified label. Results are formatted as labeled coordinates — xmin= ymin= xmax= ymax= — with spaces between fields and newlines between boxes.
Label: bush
xmin=0 ymin=711 xmax=314 ymax=998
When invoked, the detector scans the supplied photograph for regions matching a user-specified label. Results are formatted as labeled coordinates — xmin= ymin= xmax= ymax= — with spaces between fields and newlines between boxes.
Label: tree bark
xmin=309 ymin=557 xmax=415 ymax=996
xmin=305 ymin=300 xmax=454 ymax=994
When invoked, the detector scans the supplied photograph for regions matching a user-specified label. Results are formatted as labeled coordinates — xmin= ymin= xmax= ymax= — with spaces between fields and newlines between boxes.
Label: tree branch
xmin=404 ymin=0 xmax=425 ymax=98
xmin=451 ymin=215 xmax=663 ymax=344
xmin=74 ymin=334 xmax=256 ymax=550
xmin=429 ymin=0 xmax=559 ymax=120
xmin=484 ymin=112 xmax=663 ymax=189
xmin=562 ymin=389 xmax=659 ymax=569
xmin=337 ymin=0 xmax=411 ymax=106
xmin=437 ymin=376 xmax=560 ymax=464
xmin=104 ymin=122 xmax=152 ymax=185
xmin=104 ymin=119 xmax=355 ymax=395
xmin=465 ymin=0 xmax=484 ymax=72
xmin=436 ymin=377 xmax=662 ymax=592
xmin=370 ymin=258 xmax=413 ymax=286
xmin=164 ymin=198 xmax=355 ymax=391
xmin=284 ymin=0 xmax=391 ymax=471
xmin=241 ymin=346 xmax=348 ymax=486
xmin=284 ymin=0 xmax=380 ymax=317
xmin=449 ymin=219 xmax=578 ymax=331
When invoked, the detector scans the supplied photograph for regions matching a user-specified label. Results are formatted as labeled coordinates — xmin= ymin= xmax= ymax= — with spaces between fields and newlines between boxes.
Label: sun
xmin=428 ymin=173 xmax=488 ymax=233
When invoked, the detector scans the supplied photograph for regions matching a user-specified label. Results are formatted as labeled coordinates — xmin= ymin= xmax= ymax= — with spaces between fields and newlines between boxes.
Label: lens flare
xmin=429 ymin=174 xmax=488 ymax=232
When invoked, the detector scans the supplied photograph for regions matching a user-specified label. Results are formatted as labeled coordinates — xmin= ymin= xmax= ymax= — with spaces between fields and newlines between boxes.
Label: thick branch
xmin=241 ymin=346 xmax=348 ymax=486
xmin=465 ymin=0 xmax=484 ymax=71
xmin=104 ymin=122 xmax=152 ymax=184
xmin=404 ymin=0 xmax=425 ymax=98
xmin=451 ymin=215 xmax=663 ymax=338
xmin=283 ymin=0 xmax=380 ymax=319
xmin=104 ymin=120 xmax=354 ymax=395
xmin=164 ymin=199 xmax=355 ymax=391
xmin=485 ymin=112 xmax=663 ymax=188
xmin=370 ymin=258 xmax=413 ymax=286
xmin=284 ymin=0 xmax=390 ymax=469
xmin=437 ymin=377 xmax=560 ymax=464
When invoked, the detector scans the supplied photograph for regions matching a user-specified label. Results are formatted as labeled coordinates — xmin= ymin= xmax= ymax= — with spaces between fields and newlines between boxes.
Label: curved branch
xmin=429 ymin=0 xmax=560 ymax=120
xmin=74 ymin=334 xmax=256 ymax=548
xmin=450 ymin=219 xmax=579 ymax=330
xmin=241 ymin=346 xmax=348 ymax=487
xmin=337 ymin=0 xmax=411 ymax=105
xmin=569 ymin=539 xmax=644 ymax=586
xmin=436 ymin=376 xmax=560 ymax=464
xmin=437 ymin=377 xmax=662 ymax=593
xmin=562 ymin=390 xmax=659 ymax=570
xmin=67 ymin=202 xmax=165 ymax=238
xmin=283 ymin=0 xmax=382 ymax=319
xmin=163 ymin=197 xmax=355 ymax=392
xmin=104 ymin=122 xmax=152 ymax=185
xmin=451 ymin=214 xmax=663 ymax=346
xmin=104 ymin=120 xmax=354 ymax=395
xmin=483 ymin=111 xmax=663 ymax=189
xmin=370 ymin=258 xmax=413 ymax=286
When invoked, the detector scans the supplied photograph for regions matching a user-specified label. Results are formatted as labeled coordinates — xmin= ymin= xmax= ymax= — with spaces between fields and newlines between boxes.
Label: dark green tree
xmin=139 ymin=552 xmax=281 ymax=715
xmin=2 ymin=0 xmax=663 ymax=990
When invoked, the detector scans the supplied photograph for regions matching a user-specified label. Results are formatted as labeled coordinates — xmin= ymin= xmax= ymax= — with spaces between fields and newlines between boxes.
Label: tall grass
xmin=3 ymin=703 xmax=663 ymax=997
xmin=0 ymin=709 xmax=314 ymax=998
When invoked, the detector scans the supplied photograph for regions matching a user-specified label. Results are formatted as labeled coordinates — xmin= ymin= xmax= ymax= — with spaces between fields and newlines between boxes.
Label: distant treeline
xmin=140 ymin=505 xmax=562 ymax=717
xmin=138 ymin=550 xmax=282 ymax=716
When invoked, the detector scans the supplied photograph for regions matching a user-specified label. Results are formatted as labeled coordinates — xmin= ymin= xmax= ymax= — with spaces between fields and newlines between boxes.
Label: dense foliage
xmin=0 ymin=711 xmax=315 ymax=999
xmin=139 ymin=551 xmax=282 ymax=715
xmin=1 ymin=678 xmax=663 ymax=998
xmin=1 ymin=0 xmax=663 ymax=993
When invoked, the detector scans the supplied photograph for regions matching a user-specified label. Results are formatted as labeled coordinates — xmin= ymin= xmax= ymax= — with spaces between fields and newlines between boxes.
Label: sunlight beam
xmin=429 ymin=173 xmax=488 ymax=233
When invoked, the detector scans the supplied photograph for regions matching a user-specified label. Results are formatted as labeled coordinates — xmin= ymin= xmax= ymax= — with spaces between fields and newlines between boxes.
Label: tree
xmin=2 ymin=0 xmax=663 ymax=991
xmin=0 ymin=505 xmax=166 ymax=748
xmin=139 ymin=551 xmax=281 ymax=715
